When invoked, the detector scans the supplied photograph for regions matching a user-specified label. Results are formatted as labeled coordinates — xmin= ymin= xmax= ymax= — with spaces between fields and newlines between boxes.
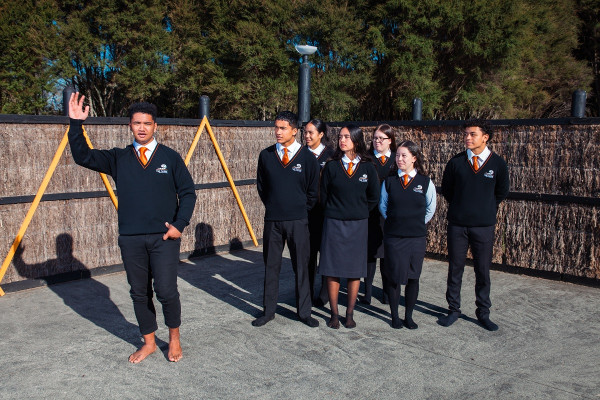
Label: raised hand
xmin=69 ymin=92 xmax=90 ymax=120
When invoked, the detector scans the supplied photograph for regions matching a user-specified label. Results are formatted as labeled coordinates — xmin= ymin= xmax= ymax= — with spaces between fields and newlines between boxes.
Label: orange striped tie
xmin=473 ymin=155 xmax=479 ymax=171
xmin=140 ymin=147 xmax=148 ymax=165
xmin=381 ymin=155 xmax=386 ymax=164
xmin=347 ymin=162 xmax=354 ymax=175
xmin=403 ymin=174 xmax=409 ymax=186
xmin=282 ymin=148 xmax=289 ymax=165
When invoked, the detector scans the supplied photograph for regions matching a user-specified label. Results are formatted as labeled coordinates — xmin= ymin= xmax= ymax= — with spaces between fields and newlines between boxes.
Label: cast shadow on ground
xmin=179 ymin=223 xmax=332 ymax=323
xmin=12 ymin=233 xmax=151 ymax=349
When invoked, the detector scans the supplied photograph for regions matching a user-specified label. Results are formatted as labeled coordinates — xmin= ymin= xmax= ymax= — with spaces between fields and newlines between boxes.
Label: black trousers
xmin=118 ymin=234 xmax=181 ymax=335
xmin=262 ymin=219 xmax=312 ymax=319
xmin=446 ymin=224 xmax=495 ymax=318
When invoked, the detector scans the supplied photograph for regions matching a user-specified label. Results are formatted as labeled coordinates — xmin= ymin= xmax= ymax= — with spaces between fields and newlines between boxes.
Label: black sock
xmin=364 ymin=261 xmax=376 ymax=300
xmin=404 ymin=279 xmax=419 ymax=329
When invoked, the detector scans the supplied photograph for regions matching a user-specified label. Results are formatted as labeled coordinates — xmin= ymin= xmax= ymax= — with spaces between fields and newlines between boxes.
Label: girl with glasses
xmin=362 ymin=124 xmax=397 ymax=305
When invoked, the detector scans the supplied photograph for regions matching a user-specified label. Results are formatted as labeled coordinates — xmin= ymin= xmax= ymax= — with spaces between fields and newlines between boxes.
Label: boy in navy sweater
xmin=254 ymin=111 xmax=320 ymax=328
xmin=441 ymin=120 xmax=509 ymax=331
xmin=68 ymin=93 xmax=196 ymax=362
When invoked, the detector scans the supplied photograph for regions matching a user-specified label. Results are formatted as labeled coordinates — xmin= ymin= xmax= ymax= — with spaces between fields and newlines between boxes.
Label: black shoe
xmin=300 ymin=316 xmax=319 ymax=328
xmin=381 ymin=294 xmax=389 ymax=305
xmin=442 ymin=312 xmax=460 ymax=327
xmin=478 ymin=316 xmax=499 ymax=331
xmin=344 ymin=312 xmax=356 ymax=329
xmin=358 ymin=295 xmax=371 ymax=305
xmin=391 ymin=316 xmax=403 ymax=329
xmin=403 ymin=317 xmax=418 ymax=330
xmin=327 ymin=315 xmax=340 ymax=329
xmin=252 ymin=314 xmax=275 ymax=327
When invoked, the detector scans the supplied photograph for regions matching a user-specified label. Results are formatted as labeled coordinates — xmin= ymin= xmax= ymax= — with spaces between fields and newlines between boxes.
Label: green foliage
xmin=0 ymin=1 xmax=61 ymax=114
xmin=0 ymin=0 xmax=594 ymax=119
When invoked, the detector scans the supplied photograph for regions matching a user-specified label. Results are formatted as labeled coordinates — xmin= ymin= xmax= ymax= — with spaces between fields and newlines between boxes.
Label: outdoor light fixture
xmin=295 ymin=45 xmax=318 ymax=56
xmin=295 ymin=45 xmax=317 ymax=126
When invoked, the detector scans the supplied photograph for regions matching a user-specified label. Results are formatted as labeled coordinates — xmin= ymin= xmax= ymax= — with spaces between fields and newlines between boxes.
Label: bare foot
xmin=129 ymin=343 xmax=157 ymax=363
xmin=129 ymin=332 xmax=157 ymax=363
xmin=168 ymin=327 xmax=182 ymax=362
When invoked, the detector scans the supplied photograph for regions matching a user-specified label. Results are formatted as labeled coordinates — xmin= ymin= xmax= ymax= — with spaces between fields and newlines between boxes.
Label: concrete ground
xmin=0 ymin=246 xmax=598 ymax=400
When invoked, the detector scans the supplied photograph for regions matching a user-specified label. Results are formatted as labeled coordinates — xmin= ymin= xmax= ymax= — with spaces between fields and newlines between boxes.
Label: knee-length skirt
xmin=382 ymin=236 xmax=426 ymax=285
xmin=317 ymin=218 xmax=368 ymax=279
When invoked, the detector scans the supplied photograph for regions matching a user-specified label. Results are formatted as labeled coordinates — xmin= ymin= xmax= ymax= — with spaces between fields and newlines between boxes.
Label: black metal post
xmin=412 ymin=98 xmax=423 ymax=121
xmin=571 ymin=90 xmax=586 ymax=118
xmin=63 ymin=85 xmax=75 ymax=116
xmin=298 ymin=55 xmax=311 ymax=126
xmin=199 ymin=95 xmax=210 ymax=119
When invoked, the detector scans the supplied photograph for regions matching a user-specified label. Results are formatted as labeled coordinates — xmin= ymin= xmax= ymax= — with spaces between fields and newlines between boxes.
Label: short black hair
xmin=275 ymin=111 xmax=298 ymax=129
xmin=128 ymin=102 xmax=158 ymax=122
xmin=463 ymin=119 xmax=493 ymax=141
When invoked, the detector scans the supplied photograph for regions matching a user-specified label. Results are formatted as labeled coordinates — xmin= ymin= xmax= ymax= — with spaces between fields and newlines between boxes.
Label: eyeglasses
xmin=373 ymin=136 xmax=390 ymax=142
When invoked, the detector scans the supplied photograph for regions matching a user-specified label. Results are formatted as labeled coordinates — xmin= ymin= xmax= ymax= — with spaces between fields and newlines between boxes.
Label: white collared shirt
xmin=342 ymin=154 xmax=361 ymax=171
xmin=467 ymin=146 xmax=491 ymax=167
xmin=133 ymin=138 xmax=158 ymax=159
xmin=308 ymin=143 xmax=325 ymax=158
xmin=276 ymin=141 xmax=301 ymax=161
xmin=374 ymin=149 xmax=392 ymax=160
xmin=379 ymin=168 xmax=437 ymax=223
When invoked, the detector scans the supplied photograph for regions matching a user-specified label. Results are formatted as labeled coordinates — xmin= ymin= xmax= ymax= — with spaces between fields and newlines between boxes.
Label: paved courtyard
xmin=1 ymin=246 xmax=599 ymax=399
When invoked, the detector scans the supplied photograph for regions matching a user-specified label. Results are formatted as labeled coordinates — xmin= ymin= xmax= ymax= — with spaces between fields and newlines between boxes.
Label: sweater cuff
xmin=172 ymin=219 xmax=188 ymax=233
xmin=69 ymin=118 xmax=84 ymax=126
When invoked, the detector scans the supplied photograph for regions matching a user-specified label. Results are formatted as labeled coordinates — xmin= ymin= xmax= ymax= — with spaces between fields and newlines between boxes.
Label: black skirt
xmin=382 ymin=236 xmax=426 ymax=285
xmin=318 ymin=218 xmax=368 ymax=278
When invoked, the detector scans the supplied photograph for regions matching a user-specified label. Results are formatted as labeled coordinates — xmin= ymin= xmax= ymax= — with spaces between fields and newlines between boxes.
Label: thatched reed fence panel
xmin=1 ymin=118 xmax=599 ymax=288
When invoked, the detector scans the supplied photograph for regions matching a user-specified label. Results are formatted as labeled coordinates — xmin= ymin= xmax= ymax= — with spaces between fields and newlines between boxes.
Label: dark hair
xmin=275 ymin=111 xmax=298 ymax=130
xmin=307 ymin=118 xmax=329 ymax=145
xmin=463 ymin=119 xmax=493 ymax=141
xmin=332 ymin=124 xmax=372 ymax=163
xmin=369 ymin=124 xmax=397 ymax=152
xmin=392 ymin=140 xmax=428 ymax=176
xmin=128 ymin=102 xmax=157 ymax=122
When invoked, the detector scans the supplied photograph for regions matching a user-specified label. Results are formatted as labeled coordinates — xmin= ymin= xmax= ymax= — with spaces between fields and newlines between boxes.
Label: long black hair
xmin=332 ymin=124 xmax=372 ymax=163
xmin=390 ymin=140 xmax=428 ymax=176
xmin=368 ymin=124 xmax=397 ymax=152
xmin=307 ymin=118 xmax=330 ymax=145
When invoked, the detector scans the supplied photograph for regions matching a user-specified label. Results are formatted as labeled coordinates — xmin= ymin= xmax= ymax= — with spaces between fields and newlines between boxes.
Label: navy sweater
xmin=68 ymin=119 xmax=197 ymax=235
xmin=256 ymin=144 xmax=319 ymax=221
xmin=320 ymin=160 xmax=380 ymax=220
xmin=441 ymin=151 xmax=509 ymax=227
xmin=384 ymin=173 xmax=430 ymax=237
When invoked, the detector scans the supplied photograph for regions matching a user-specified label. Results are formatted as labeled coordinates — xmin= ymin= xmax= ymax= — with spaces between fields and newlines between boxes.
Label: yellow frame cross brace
xmin=0 ymin=118 xmax=257 ymax=296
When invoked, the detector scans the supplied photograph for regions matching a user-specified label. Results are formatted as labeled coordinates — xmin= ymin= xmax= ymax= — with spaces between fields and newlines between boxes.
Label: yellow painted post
xmin=0 ymin=128 xmax=70 ymax=296
xmin=205 ymin=120 xmax=259 ymax=247
xmin=184 ymin=116 xmax=258 ymax=247
xmin=184 ymin=117 xmax=207 ymax=165
xmin=82 ymin=127 xmax=118 ymax=210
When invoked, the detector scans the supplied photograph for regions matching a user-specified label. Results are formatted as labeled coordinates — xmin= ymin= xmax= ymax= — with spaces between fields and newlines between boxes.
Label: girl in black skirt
xmin=304 ymin=119 xmax=335 ymax=304
xmin=318 ymin=125 xmax=380 ymax=329
xmin=379 ymin=140 xmax=436 ymax=329
xmin=363 ymin=124 xmax=397 ymax=305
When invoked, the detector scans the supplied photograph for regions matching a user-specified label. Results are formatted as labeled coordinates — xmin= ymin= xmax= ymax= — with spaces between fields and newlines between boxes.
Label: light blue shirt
xmin=379 ymin=168 xmax=437 ymax=224
xmin=133 ymin=138 xmax=158 ymax=159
